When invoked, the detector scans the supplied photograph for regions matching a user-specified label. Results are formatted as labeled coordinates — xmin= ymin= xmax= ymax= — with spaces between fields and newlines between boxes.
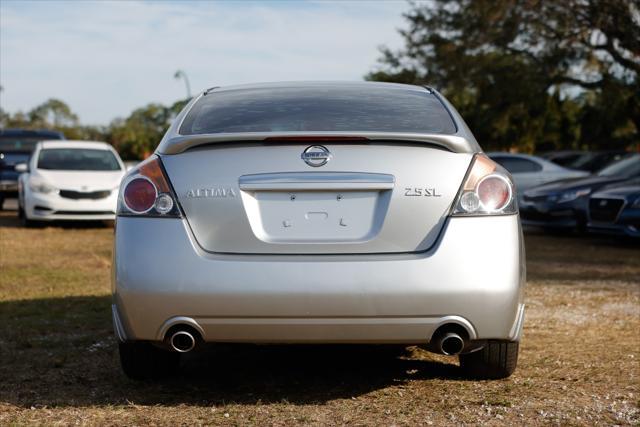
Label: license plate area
xmin=241 ymin=190 xmax=391 ymax=244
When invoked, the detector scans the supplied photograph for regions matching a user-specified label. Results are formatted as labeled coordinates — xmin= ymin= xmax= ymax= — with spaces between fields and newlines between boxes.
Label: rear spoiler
xmin=157 ymin=132 xmax=478 ymax=155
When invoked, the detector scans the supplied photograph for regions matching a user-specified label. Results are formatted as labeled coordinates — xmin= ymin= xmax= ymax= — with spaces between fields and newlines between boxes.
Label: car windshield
xmin=597 ymin=154 xmax=640 ymax=177
xmin=570 ymin=152 xmax=628 ymax=171
xmin=38 ymin=148 xmax=121 ymax=171
xmin=180 ymin=86 xmax=457 ymax=135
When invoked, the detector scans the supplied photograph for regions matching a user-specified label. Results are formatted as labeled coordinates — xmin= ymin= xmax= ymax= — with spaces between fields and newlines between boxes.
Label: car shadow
xmin=0 ymin=295 xmax=462 ymax=409
xmin=0 ymin=210 xmax=21 ymax=228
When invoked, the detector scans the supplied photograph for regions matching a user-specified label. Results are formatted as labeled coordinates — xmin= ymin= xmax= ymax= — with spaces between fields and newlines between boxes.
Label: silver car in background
xmin=488 ymin=152 xmax=589 ymax=203
xmin=112 ymin=82 xmax=525 ymax=380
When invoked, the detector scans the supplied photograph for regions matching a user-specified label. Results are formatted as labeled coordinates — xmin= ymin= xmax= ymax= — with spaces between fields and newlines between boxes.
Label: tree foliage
xmin=0 ymin=99 xmax=188 ymax=160
xmin=109 ymin=100 xmax=187 ymax=159
xmin=367 ymin=0 xmax=639 ymax=152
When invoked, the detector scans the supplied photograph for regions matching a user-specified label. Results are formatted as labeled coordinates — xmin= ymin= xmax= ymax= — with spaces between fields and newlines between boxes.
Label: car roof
xmin=487 ymin=152 xmax=570 ymax=170
xmin=38 ymin=140 xmax=113 ymax=150
xmin=487 ymin=152 xmax=544 ymax=161
xmin=205 ymin=80 xmax=431 ymax=94
xmin=0 ymin=128 xmax=65 ymax=139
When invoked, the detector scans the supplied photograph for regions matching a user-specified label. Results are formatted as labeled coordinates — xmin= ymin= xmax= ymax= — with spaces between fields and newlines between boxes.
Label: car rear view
xmin=112 ymin=82 xmax=525 ymax=380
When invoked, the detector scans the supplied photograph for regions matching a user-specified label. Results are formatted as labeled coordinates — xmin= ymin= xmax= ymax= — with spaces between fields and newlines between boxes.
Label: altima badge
xmin=186 ymin=188 xmax=236 ymax=198
xmin=301 ymin=145 xmax=331 ymax=167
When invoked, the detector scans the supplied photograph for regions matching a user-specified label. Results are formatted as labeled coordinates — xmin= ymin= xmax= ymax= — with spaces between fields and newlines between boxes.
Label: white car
xmin=488 ymin=153 xmax=588 ymax=201
xmin=17 ymin=140 xmax=125 ymax=225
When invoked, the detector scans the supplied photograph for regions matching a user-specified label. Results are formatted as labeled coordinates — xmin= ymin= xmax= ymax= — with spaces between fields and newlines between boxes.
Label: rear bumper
xmin=112 ymin=214 xmax=526 ymax=344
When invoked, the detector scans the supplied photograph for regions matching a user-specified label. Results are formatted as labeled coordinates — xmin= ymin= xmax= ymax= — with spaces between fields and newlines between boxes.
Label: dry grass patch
xmin=0 ymin=213 xmax=638 ymax=425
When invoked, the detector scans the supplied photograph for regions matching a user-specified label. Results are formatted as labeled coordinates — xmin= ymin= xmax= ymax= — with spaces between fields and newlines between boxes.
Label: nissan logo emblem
xmin=301 ymin=145 xmax=331 ymax=167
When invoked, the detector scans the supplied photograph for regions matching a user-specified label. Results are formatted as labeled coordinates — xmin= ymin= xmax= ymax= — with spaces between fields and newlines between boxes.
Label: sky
xmin=0 ymin=0 xmax=409 ymax=125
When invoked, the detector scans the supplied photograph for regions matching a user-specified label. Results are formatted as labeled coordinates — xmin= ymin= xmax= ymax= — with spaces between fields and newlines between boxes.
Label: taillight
xmin=117 ymin=155 xmax=181 ymax=218
xmin=123 ymin=177 xmax=156 ymax=213
xmin=452 ymin=154 xmax=517 ymax=216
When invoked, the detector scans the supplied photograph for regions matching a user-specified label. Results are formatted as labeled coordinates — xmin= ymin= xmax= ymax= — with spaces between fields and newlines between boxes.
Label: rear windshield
xmin=38 ymin=148 xmax=121 ymax=171
xmin=180 ymin=86 xmax=457 ymax=135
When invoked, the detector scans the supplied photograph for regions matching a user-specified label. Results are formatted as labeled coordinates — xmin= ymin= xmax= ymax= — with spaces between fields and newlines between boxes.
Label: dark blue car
xmin=0 ymin=129 xmax=65 ymax=209
xmin=519 ymin=154 xmax=640 ymax=231
xmin=588 ymin=178 xmax=640 ymax=238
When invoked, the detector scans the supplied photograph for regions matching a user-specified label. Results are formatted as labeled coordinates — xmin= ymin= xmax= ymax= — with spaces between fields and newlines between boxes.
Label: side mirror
xmin=15 ymin=163 xmax=28 ymax=173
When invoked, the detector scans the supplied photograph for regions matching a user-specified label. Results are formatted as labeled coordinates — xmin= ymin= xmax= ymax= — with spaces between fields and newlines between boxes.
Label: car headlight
xmin=29 ymin=177 xmax=57 ymax=194
xmin=557 ymin=188 xmax=591 ymax=203
xmin=631 ymin=196 xmax=640 ymax=209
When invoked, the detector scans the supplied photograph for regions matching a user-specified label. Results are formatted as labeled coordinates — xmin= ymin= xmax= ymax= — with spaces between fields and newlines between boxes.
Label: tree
xmin=367 ymin=0 xmax=639 ymax=152
xmin=28 ymin=99 xmax=79 ymax=128
xmin=0 ymin=98 xmax=190 ymax=160
xmin=109 ymin=99 xmax=189 ymax=160
xmin=0 ymin=99 xmax=107 ymax=142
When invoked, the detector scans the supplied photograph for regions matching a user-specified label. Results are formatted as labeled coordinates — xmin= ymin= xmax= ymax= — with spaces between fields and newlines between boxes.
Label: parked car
xmin=541 ymin=150 xmax=629 ymax=173
xmin=520 ymin=154 xmax=640 ymax=231
xmin=488 ymin=152 xmax=588 ymax=202
xmin=113 ymin=82 xmax=525 ymax=380
xmin=17 ymin=140 xmax=125 ymax=225
xmin=540 ymin=150 xmax=586 ymax=167
xmin=564 ymin=151 xmax=630 ymax=173
xmin=588 ymin=178 xmax=640 ymax=238
xmin=0 ymin=129 xmax=65 ymax=209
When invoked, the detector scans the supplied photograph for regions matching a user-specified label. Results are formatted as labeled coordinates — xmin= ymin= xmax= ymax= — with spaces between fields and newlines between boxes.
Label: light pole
xmin=174 ymin=70 xmax=192 ymax=99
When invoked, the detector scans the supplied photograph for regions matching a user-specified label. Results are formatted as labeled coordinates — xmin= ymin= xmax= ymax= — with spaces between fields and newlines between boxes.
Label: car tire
xmin=119 ymin=342 xmax=180 ymax=380
xmin=459 ymin=340 xmax=519 ymax=379
xmin=18 ymin=205 xmax=38 ymax=228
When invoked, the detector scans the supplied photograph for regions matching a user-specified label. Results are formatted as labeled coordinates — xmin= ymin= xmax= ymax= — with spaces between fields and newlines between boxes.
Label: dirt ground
xmin=0 ymin=209 xmax=638 ymax=426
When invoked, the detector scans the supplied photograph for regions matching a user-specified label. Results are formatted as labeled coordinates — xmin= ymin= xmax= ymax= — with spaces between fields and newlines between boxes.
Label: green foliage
xmin=367 ymin=0 xmax=639 ymax=152
xmin=0 ymin=98 xmax=190 ymax=160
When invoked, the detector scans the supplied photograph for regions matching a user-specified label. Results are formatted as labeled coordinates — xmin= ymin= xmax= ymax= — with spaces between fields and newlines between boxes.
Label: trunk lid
xmin=161 ymin=143 xmax=472 ymax=254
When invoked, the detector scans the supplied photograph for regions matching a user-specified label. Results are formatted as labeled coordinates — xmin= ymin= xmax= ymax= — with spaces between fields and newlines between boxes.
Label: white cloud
xmin=0 ymin=0 xmax=407 ymax=124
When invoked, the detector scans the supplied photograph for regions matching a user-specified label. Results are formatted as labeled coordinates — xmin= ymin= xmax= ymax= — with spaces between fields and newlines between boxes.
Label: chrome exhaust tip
xmin=436 ymin=332 xmax=465 ymax=355
xmin=169 ymin=330 xmax=196 ymax=353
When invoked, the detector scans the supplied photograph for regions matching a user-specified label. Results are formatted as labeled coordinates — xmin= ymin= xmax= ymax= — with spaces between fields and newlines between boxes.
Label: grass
xmin=0 ymin=211 xmax=638 ymax=425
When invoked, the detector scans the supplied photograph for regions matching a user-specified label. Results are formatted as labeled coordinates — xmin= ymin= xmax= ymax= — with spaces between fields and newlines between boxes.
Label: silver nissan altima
xmin=112 ymin=82 xmax=525 ymax=380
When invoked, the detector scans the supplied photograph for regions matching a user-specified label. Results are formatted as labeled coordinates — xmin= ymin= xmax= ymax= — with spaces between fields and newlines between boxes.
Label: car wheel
xmin=119 ymin=342 xmax=180 ymax=380
xmin=18 ymin=205 xmax=38 ymax=228
xmin=459 ymin=340 xmax=519 ymax=379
